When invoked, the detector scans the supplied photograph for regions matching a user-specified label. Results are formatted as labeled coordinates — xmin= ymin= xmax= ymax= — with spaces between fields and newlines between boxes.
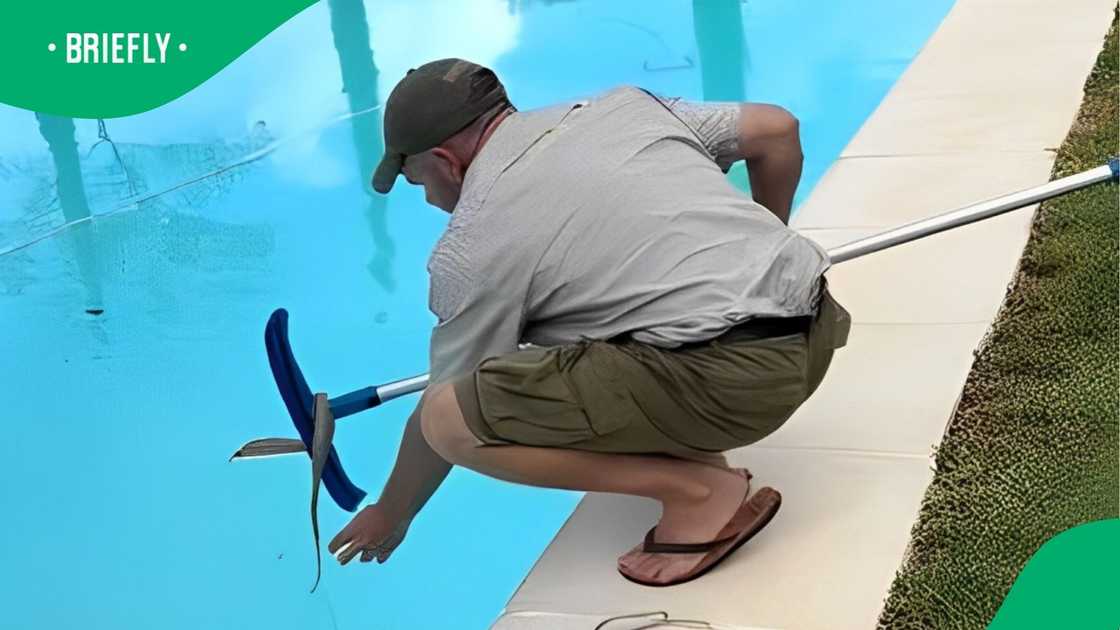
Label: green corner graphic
xmin=988 ymin=519 xmax=1119 ymax=630
xmin=0 ymin=0 xmax=317 ymax=117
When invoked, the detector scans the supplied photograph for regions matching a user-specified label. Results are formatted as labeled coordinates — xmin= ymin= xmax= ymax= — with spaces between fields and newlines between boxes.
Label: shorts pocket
xmin=566 ymin=341 xmax=647 ymax=437
xmin=696 ymin=333 xmax=812 ymax=445
xmin=475 ymin=343 xmax=643 ymax=447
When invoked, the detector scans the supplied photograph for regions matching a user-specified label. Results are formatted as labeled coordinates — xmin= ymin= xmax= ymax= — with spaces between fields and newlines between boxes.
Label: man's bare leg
xmin=672 ymin=448 xmax=733 ymax=470
xmin=419 ymin=383 xmax=750 ymax=584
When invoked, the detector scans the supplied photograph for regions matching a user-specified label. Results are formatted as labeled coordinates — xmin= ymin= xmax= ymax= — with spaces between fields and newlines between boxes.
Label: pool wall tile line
xmin=490 ymin=0 xmax=1118 ymax=628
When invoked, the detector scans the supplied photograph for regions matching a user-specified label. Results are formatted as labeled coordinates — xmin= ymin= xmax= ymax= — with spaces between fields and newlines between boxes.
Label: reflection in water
xmin=599 ymin=17 xmax=695 ymax=73
xmin=328 ymin=0 xmax=396 ymax=292
xmin=36 ymin=113 xmax=105 ymax=313
xmin=692 ymin=0 xmax=748 ymax=101
xmin=11 ymin=114 xmax=277 ymax=349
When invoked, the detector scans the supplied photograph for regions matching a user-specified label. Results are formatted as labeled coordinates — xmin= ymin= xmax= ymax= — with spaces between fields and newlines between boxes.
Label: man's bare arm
xmin=737 ymin=103 xmax=803 ymax=225
xmin=377 ymin=400 xmax=453 ymax=522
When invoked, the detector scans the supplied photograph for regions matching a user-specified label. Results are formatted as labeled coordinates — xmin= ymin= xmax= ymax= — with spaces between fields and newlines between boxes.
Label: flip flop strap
xmin=641 ymin=526 xmax=738 ymax=554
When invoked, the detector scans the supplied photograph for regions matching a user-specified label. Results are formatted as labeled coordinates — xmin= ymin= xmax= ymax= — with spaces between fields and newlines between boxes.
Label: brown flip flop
xmin=618 ymin=486 xmax=782 ymax=587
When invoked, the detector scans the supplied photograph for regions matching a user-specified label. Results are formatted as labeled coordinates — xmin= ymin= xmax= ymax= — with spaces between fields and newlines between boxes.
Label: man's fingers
xmin=328 ymin=526 xmax=353 ymax=554
xmin=335 ymin=540 xmax=360 ymax=565
xmin=331 ymin=522 xmax=404 ymax=566
xmin=339 ymin=540 xmax=396 ymax=566
xmin=339 ymin=545 xmax=360 ymax=566
xmin=338 ymin=539 xmax=387 ymax=566
xmin=374 ymin=531 xmax=403 ymax=564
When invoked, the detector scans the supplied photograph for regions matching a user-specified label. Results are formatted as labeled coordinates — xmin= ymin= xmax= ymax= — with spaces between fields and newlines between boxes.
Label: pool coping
xmin=489 ymin=1 xmax=1117 ymax=628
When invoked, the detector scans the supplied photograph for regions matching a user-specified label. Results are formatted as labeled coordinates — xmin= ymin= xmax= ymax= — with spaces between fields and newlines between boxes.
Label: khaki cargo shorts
xmin=452 ymin=277 xmax=851 ymax=455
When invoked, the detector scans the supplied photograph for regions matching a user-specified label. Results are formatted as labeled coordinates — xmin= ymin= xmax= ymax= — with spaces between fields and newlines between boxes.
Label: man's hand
xmin=329 ymin=502 xmax=410 ymax=566
xmin=329 ymin=403 xmax=451 ymax=567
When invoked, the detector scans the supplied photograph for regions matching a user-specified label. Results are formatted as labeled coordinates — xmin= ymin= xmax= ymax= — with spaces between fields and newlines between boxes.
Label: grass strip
xmin=877 ymin=11 xmax=1119 ymax=630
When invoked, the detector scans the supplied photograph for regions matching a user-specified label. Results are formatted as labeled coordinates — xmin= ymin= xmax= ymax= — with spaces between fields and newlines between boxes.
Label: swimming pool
xmin=0 ymin=1 xmax=953 ymax=628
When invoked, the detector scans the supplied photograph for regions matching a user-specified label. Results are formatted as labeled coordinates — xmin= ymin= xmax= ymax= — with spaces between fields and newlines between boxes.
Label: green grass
xmin=877 ymin=12 xmax=1119 ymax=630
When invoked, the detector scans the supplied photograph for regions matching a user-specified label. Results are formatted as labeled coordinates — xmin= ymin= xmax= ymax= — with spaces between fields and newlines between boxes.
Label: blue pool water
xmin=0 ymin=1 xmax=953 ymax=628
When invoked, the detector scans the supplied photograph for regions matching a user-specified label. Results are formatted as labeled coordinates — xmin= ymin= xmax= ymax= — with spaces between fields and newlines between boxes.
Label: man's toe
xmin=617 ymin=554 xmax=634 ymax=571
xmin=617 ymin=545 xmax=643 ymax=570
xmin=636 ymin=554 xmax=671 ymax=579
xmin=618 ymin=551 xmax=651 ymax=579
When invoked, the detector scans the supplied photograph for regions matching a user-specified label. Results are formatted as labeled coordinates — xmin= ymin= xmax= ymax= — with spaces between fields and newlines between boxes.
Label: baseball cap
xmin=372 ymin=58 xmax=509 ymax=194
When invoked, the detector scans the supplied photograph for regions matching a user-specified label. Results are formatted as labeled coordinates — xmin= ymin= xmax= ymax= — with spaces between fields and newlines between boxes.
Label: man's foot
xmin=618 ymin=485 xmax=782 ymax=587
xmin=617 ymin=467 xmax=755 ymax=585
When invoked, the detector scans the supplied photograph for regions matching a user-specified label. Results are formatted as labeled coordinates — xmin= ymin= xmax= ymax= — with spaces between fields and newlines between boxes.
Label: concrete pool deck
xmin=490 ymin=1 xmax=1117 ymax=628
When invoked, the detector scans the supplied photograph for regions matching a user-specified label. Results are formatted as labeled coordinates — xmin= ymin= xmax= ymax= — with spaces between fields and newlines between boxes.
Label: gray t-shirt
xmin=427 ymin=86 xmax=831 ymax=384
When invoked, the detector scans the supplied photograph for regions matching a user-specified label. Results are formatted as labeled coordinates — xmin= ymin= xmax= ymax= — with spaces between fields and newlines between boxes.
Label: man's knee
xmin=419 ymin=383 xmax=476 ymax=465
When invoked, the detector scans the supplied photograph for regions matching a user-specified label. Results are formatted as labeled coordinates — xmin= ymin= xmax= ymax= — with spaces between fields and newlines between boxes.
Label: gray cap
xmin=372 ymin=58 xmax=508 ymax=193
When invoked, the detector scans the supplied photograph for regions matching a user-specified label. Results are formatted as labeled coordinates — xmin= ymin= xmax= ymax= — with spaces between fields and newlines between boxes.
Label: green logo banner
xmin=988 ymin=519 xmax=1119 ymax=629
xmin=0 ymin=0 xmax=317 ymax=118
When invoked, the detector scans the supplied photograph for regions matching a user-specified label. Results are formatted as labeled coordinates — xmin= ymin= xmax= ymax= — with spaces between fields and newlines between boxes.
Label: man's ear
xmin=429 ymin=147 xmax=466 ymax=184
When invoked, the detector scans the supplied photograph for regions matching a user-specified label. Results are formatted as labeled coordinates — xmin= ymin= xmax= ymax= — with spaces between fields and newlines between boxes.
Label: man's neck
xmin=469 ymin=107 xmax=514 ymax=162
